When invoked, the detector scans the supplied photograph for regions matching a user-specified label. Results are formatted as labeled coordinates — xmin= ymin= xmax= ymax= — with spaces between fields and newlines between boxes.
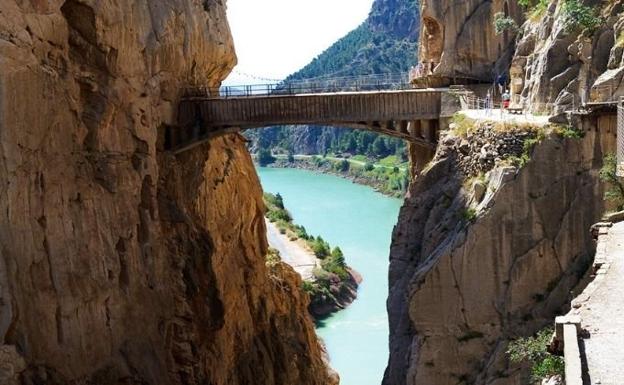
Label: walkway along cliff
xmin=0 ymin=1 xmax=336 ymax=384
xmin=385 ymin=0 xmax=624 ymax=384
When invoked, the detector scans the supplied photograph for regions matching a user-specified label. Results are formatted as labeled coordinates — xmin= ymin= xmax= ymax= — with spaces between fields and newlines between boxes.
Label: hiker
xmin=496 ymin=73 xmax=508 ymax=94
xmin=502 ymin=90 xmax=511 ymax=109
xmin=485 ymin=90 xmax=492 ymax=116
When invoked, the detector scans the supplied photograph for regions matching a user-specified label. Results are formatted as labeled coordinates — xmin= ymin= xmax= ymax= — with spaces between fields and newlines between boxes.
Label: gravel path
xmin=578 ymin=222 xmax=624 ymax=384
xmin=265 ymin=219 xmax=317 ymax=281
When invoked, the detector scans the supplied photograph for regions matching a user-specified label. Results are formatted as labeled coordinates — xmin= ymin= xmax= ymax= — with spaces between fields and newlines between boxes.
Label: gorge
xmin=1 ymin=0 xmax=624 ymax=384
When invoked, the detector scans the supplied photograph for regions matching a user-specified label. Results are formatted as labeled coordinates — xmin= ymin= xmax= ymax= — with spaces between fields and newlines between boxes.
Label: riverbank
xmin=258 ymin=155 xmax=409 ymax=198
xmin=263 ymin=192 xmax=361 ymax=319
xmin=258 ymin=167 xmax=403 ymax=385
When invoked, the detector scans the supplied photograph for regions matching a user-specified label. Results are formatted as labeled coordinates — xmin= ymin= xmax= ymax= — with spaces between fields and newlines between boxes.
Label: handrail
xmin=183 ymin=73 xmax=414 ymax=99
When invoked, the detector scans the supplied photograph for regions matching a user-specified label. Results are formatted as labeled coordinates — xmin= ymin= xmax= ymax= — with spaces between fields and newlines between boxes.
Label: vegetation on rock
xmin=494 ymin=12 xmax=519 ymax=35
xmin=599 ymin=153 xmax=624 ymax=210
xmin=507 ymin=328 xmax=565 ymax=382
xmin=263 ymin=193 xmax=358 ymax=318
xmin=560 ymin=0 xmax=600 ymax=33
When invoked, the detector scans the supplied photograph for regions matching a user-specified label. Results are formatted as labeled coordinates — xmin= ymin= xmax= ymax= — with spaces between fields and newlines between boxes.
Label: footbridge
xmin=166 ymin=74 xmax=449 ymax=153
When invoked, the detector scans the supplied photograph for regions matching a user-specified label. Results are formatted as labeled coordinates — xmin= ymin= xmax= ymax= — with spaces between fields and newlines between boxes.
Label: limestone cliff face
xmin=0 ymin=1 xmax=332 ymax=384
xmin=419 ymin=0 xmax=523 ymax=82
xmin=510 ymin=1 xmax=624 ymax=111
xmin=385 ymin=120 xmax=616 ymax=385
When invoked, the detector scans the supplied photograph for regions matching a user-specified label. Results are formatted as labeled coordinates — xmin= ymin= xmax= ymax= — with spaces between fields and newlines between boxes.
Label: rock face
xmin=419 ymin=0 xmax=523 ymax=82
xmin=510 ymin=1 xmax=624 ymax=111
xmin=385 ymin=119 xmax=616 ymax=384
xmin=0 ymin=1 xmax=333 ymax=384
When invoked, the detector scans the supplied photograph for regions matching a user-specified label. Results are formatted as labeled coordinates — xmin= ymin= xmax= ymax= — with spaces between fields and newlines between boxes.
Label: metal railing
xmin=183 ymin=72 xmax=414 ymax=99
xmin=617 ymin=97 xmax=624 ymax=177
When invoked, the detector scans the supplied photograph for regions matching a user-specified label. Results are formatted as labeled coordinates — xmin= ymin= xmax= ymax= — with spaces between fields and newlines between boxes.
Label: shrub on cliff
xmin=321 ymin=247 xmax=349 ymax=280
xmin=311 ymin=237 xmax=332 ymax=258
xmin=599 ymin=153 xmax=624 ymax=210
xmin=519 ymin=0 xmax=549 ymax=20
xmin=507 ymin=328 xmax=564 ymax=381
xmin=561 ymin=0 xmax=600 ymax=33
xmin=493 ymin=12 xmax=518 ymax=35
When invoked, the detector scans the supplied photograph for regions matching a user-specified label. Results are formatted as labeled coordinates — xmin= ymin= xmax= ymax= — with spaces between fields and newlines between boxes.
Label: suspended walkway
xmin=167 ymin=74 xmax=448 ymax=153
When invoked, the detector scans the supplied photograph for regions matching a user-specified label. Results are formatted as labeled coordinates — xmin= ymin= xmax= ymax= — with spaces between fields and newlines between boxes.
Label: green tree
xmin=372 ymin=136 xmax=388 ymax=157
xmin=258 ymin=148 xmax=276 ymax=166
xmin=335 ymin=159 xmax=350 ymax=172
xmin=312 ymin=236 xmax=330 ymax=258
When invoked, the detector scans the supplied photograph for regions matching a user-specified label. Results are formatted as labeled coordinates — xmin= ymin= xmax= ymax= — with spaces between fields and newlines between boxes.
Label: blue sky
xmin=224 ymin=0 xmax=375 ymax=85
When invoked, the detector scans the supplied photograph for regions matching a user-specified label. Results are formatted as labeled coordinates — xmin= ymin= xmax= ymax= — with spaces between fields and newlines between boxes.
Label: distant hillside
xmin=246 ymin=0 xmax=420 ymax=159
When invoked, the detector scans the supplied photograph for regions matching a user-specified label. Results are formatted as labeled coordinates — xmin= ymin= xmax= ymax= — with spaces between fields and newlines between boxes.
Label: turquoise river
xmin=257 ymin=167 xmax=403 ymax=385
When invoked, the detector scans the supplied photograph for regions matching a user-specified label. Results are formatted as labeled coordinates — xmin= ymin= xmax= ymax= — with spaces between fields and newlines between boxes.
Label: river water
xmin=257 ymin=167 xmax=403 ymax=385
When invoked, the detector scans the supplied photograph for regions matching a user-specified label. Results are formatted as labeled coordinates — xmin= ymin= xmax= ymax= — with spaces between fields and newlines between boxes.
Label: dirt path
xmin=265 ymin=219 xmax=317 ymax=281
xmin=577 ymin=221 xmax=624 ymax=384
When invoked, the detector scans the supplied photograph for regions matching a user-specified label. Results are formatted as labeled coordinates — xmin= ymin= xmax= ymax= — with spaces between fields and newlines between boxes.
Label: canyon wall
xmin=419 ymin=0 xmax=523 ymax=82
xmin=385 ymin=118 xmax=616 ymax=385
xmin=511 ymin=0 xmax=624 ymax=112
xmin=384 ymin=2 xmax=624 ymax=383
xmin=0 ymin=1 xmax=333 ymax=384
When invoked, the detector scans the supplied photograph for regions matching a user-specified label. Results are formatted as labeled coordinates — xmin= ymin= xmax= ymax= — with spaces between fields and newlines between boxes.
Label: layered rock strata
xmin=0 ymin=1 xmax=333 ymax=384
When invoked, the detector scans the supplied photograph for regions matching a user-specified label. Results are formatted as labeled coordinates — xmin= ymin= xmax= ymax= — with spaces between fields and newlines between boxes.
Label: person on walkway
xmin=496 ymin=73 xmax=508 ymax=94
xmin=485 ymin=90 xmax=492 ymax=116
xmin=502 ymin=89 xmax=511 ymax=110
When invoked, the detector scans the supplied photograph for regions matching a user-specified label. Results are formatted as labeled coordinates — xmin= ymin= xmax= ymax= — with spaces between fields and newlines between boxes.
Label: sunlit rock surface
xmin=0 ymin=1 xmax=334 ymax=384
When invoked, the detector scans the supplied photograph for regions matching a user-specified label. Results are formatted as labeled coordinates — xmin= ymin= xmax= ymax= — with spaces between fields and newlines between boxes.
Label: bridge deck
xmin=170 ymin=88 xmax=447 ymax=153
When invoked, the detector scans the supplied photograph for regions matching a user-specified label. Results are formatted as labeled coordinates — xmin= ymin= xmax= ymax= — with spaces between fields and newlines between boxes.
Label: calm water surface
xmin=257 ymin=167 xmax=402 ymax=385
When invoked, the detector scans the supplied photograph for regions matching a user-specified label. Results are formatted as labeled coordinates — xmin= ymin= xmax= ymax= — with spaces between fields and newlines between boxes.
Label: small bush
xmin=257 ymin=148 xmax=276 ymax=166
xmin=561 ymin=0 xmax=600 ymax=33
xmin=553 ymin=125 xmax=584 ymax=139
xmin=599 ymin=153 xmax=624 ymax=210
xmin=266 ymin=248 xmax=281 ymax=267
xmin=507 ymin=328 xmax=564 ymax=382
xmin=451 ymin=113 xmax=476 ymax=137
xmin=462 ymin=208 xmax=478 ymax=222
xmin=335 ymin=159 xmax=350 ymax=172
xmin=519 ymin=0 xmax=550 ymax=21
xmin=364 ymin=162 xmax=375 ymax=171
xmin=494 ymin=12 xmax=518 ymax=35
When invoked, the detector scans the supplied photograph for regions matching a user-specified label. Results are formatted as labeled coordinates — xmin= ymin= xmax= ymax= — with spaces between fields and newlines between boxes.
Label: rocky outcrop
xmin=419 ymin=0 xmax=523 ymax=83
xmin=0 ymin=1 xmax=333 ymax=384
xmin=510 ymin=1 xmax=624 ymax=111
xmin=308 ymin=268 xmax=362 ymax=320
xmin=385 ymin=118 xmax=616 ymax=385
